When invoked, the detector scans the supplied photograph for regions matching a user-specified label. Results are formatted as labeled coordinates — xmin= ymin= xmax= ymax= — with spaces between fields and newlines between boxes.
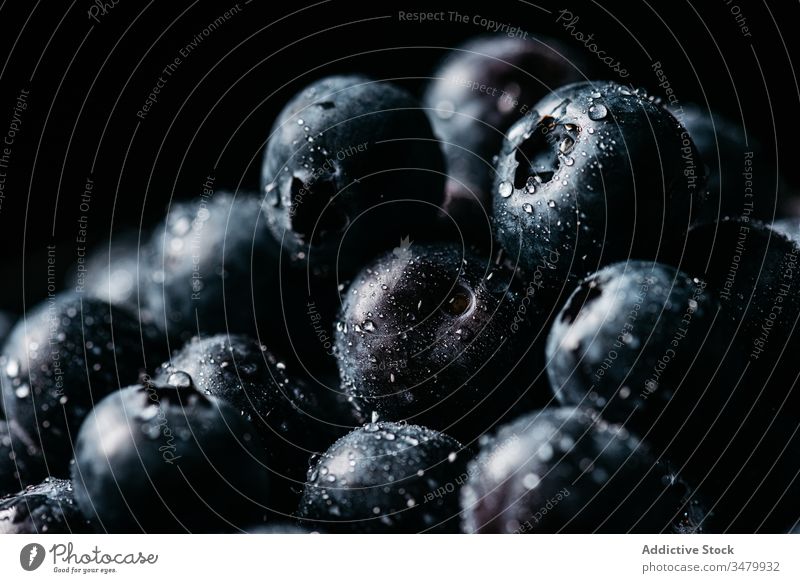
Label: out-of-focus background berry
xmin=0 ymin=0 xmax=796 ymax=311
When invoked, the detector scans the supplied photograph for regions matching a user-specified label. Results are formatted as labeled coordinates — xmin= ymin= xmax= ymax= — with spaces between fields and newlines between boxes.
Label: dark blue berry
xmin=0 ymin=294 xmax=166 ymax=473
xmin=493 ymin=81 xmax=703 ymax=291
xmin=460 ymin=408 xmax=708 ymax=533
xmin=335 ymin=243 xmax=549 ymax=441
xmin=261 ymin=75 xmax=446 ymax=279
xmin=425 ymin=36 xmax=584 ymax=240
xmin=71 ymin=379 xmax=271 ymax=532
xmin=298 ymin=421 xmax=467 ymax=533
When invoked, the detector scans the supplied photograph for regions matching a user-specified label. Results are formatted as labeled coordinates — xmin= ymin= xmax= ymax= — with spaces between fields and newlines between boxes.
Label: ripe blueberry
xmin=0 ymin=294 xmax=166 ymax=473
xmin=261 ymin=75 xmax=446 ymax=278
xmin=460 ymin=407 xmax=708 ymax=533
xmin=680 ymin=219 xmax=800 ymax=379
xmin=335 ymin=243 xmax=549 ymax=441
xmin=144 ymin=191 xmax=281 ymax=343
xmin=155 ymin=335 xmax=358 ymax=511
xmin=493 ymin=81 xmax=703 ymax=291
xmin=425 ymin=36 xmax=584 ymax=239
xmin=546 ymin=261 xmax=743 ymax=458
xmin=298 ymin=421 xmax=467 ymax=533
xmin=71 ymin=378 xmax=271 ymax=533
xmin=673 ymin=104 xmax=785 ymax=223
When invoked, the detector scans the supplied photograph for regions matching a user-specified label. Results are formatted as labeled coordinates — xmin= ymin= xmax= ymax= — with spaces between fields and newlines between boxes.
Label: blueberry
xmin=672 ymin=104 xmax=785 ymax=223
xmin=298 ymin=421 xmax=467 ymax=533
xmin=71 ymin=379 xmax=271 ymax=533
xmin=680 ymin=219 xmax=800 ymax=375
xmin=155 ymin=335 xmax=358 ymax=510
xmin=424 ymin=36 xmax=584 ymax=238
xmin=0 ymin=420 xmax=45 ymax=495
xmin=335 ymin=243 xmax=549 ymax=441
xmin=144 ymin=191 xmax=281 ymax=343
xmin=546 ymin=261 xmax=743 ymax=457
xmin=0 ymin=294 xmax=166 ymax=473
xmin=261 ymin=75 xmax=446 ymax=278
xmin=460 ymin=408 xmax=708 ymax=533
xmin=493 ymin=81 xmax=703 ymax=291
xmin=0 ymin=478 xmax=92 ymax=534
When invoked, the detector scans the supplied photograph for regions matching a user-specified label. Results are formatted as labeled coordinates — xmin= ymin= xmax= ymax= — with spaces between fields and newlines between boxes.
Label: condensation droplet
xmin=588 ymin=103 xmax=608 ymax=121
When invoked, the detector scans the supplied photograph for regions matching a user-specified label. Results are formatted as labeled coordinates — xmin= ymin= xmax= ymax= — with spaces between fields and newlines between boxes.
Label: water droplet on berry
xmin=588 ymin=104 xmax=608 ymax=120
xmin=167 ymin=371 xmax=193 ymax=389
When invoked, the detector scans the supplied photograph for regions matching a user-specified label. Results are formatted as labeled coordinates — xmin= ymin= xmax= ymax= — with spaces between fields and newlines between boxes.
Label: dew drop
xmin=167 ymin=371 xmax=193 ymax=389
xmin=5 ymin=358 xmax=20 ymax=378
xmin=588 ymin=103 xmax=608 ymax=120
xmin=499 ymin=181 xmax=513 ymax=198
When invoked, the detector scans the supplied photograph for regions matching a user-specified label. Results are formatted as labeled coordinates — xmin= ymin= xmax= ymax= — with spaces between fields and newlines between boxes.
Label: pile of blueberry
xmin=1 ymin=36 xmax=798 ymax=534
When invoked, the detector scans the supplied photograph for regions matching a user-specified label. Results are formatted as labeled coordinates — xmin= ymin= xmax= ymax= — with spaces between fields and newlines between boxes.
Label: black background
xmin=0 ymin=0 xmax=796 ymax=312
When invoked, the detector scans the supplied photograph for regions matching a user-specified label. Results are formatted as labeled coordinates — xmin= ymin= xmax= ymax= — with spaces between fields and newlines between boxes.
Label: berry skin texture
xmin=424 ymin=36 xmax=584 ymax=238
xmin=0 ymin=478 xmax=92 ymax=534
xmin=144 ymin=191 xmax=281 ymax=343
xmin=546 ymin=261 xmax=742 ymax=455
xmin=0 ymin=420 xmax=45 ymax=495
xmin=493 ymin=81 xmax=703 ymax=291
xmin=261 ymin=75 xmax=446 ymax=278
xmin=334 ymin=243 xmax=548 ymax=441
xmin=673 ymin=104 xmax=785 ymax=224
xmin=298 ymin=421 xmax=467 ymax=533
xmin=71 ymin=380 xmax=271 ymax=533
xmin=460 ymin=408 xmax=708 ymax=534
xmin=0 ymin=294 xmax=166 ymax=474
xmin=675 ymin=220 xmax=800 ymax=531
xmin=155 ymin=334 xmax=357 ymax=511
xmin=770 ymin=217 xmax=800 ymax=243
xmin=681 ymin=219 xmax=800 ymax=377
